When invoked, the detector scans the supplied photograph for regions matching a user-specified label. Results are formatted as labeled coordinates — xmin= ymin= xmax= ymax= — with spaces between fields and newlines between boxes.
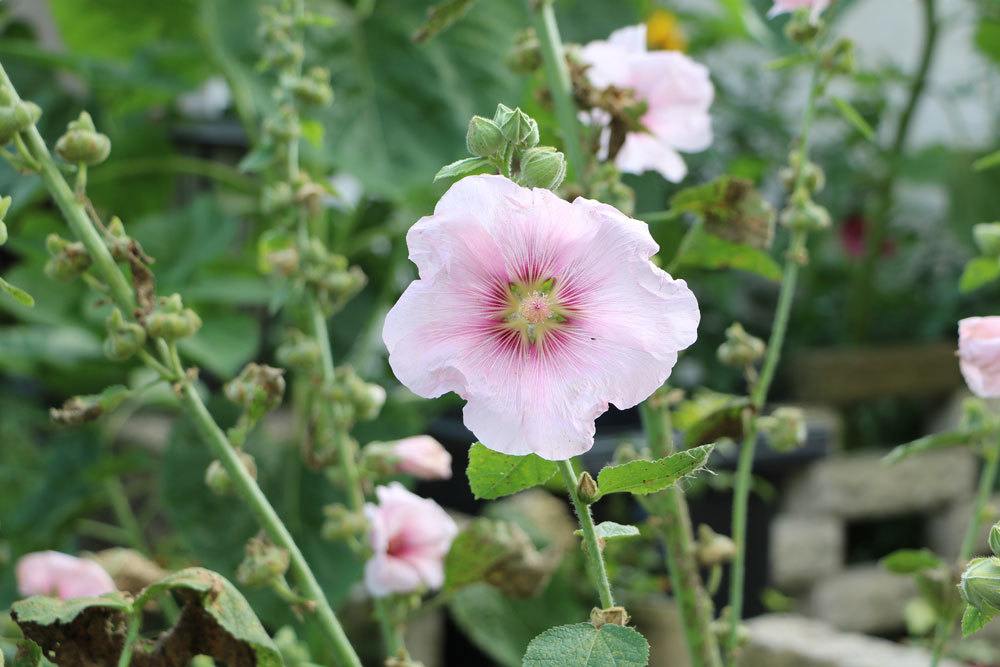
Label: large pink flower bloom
xmin=16 ymin=551 xmax=116 ymax=599
xmin=382 ymin=175 xmax=700 ymax=460
xmin=578 ymin=24 xmax=714 ymax=183
xmin=390 ymin=435 xmax=452 ymax=480
xmin=959 ymin=317 xmax=1000 ymax=398
xmin=768 ymin=0 xmax=831 ymax=22
xmin=363 ymin=483 xmax=458 ymax=597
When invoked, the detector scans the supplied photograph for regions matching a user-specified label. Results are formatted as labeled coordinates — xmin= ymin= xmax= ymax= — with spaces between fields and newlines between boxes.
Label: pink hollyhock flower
xmin=363 ymin=483 xmax=458 ymax=597
xmin=382 ymin=175 xmax=699 ymax=460
xmin=958 ymin=317 xmax=1000 ymax=398
xmin=16 ymin=551 xmax=116 ymax=599
xmin=768 ymin=0 xmax=831 ymax=22
xmin=578 ymin=24 xmax=713 ymax=183
xmin=390 ymin=435 xmax=452 ymax=480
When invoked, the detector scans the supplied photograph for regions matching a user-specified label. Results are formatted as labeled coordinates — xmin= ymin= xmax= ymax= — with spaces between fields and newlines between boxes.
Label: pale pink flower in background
xmin=390 ymin=435 xmax=452 ymax=480
xmin=363 ymin=483 xmax=458 ymax=597
xmin=958 ymin=317 xmax=1000 ymax=398
xmin=768 ymin=0 xmax=831 ymax=22
xmin=382 ymin=175 xmax=700 ymax=460
xmin=578 ymin=24 xmax=714 ymax=183
xmin=16 ymin=551 xmax=116 ymax=599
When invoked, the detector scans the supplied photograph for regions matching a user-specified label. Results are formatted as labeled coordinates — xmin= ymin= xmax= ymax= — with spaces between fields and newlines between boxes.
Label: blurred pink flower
xmin=390 ymin=435 xmax=452 ymax=480
xmin=363 ymin=483 xmax=457 ymax=597
xmin=382 ymin=175 xmax=699 ymax=460
xmin=16 ymin=551 xmax=116 ymax=599
xmin=768 ymin=0 xmax=831 ymax=22
xmin=578 ymin=24 xmax=714 ymax=183
xmin=959 ymin=317 xmax=1000 ymax=398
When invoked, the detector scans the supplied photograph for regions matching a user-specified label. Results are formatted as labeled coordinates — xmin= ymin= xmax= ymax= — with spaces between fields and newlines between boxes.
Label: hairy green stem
xmin=639 ymin=402 xmax=722 ymax=667
xmin=928 ymin=441 xmax=1000 ymax=666
xmin=528 ymin=0 xmax=586 ymax=183
xmin=559 ymin=459 xmax=614 ymax=609
xmin=116 ymin=611 xmax=142 ymax=667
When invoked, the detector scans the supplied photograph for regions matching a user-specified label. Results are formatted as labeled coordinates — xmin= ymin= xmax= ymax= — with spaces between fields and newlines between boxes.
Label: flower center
xmin=518 ymin=292 xmax=553 ymax=325
xmin=502 ymin=278 xmax=568 ymax=344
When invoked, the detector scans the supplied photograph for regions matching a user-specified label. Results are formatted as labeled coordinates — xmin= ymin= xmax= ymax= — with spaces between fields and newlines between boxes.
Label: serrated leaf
xmin=413 ymin=0 xmax=479 ymax=42
xmin=0 ymin=276 xmax=35 ymax=307
xmin=522 ymin=623 xmax=649 ymax=667
xmin=973 ymin=149 xmax=1000 ymax=172
xmin=575 ymin=522 xmax=640 ymax=541
xmin=831 ymin=96 xmax=876 ymax=141
xmin=596 ymin=444 xmax=714 ymax=497
xmin=674 ymin=228 xmax=781 ymax=281
xmin=433 ymin=156 xmax=493 ymax=182
xmin=963 ymin=604 xmax=995 ymax=637
xmin=467 ymin=443 xmax=558 ymax=500
xmin=960 ymin=257 xmax=1000 ymax=293
xmin=880 ymin=548 xmax=943 ymax=574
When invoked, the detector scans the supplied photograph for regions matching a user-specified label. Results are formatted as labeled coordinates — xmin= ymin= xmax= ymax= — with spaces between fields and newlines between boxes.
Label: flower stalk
xmin=558 ymin=459 xmax=615 ymax=609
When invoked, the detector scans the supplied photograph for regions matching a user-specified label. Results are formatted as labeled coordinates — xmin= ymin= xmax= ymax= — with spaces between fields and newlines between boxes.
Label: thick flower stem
xmin=0 ymin=60 xmax=363 ymax=667
xmin=928 ymin=440 xmax=1000 ymax=666
xmin=559 ymin=459 xmax=615 ymax=609
xmin=527 ymin=0 xmax=586 ymax=183
xmin=639 ymin=402 xmax=723 ymax=667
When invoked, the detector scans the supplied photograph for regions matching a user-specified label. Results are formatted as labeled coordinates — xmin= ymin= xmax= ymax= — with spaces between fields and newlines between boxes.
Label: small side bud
xmin=290 ymin=66 xmax=334 ymax=107
xmin=0 ymin=100 xmax=41 ymax=145
xmin=55 ymin=112 xmax=111 ymax=166
xmin=576 ymin=471 xmax=600 ymax=504
xmin=758 ymin=407 xmax=807 ymax=453
xmin=779 ymin=198 xmax=830 ymax=234
xmin=466 ymin=115 xmax=505 ymax=158
xmin=990 ymin=523 xmax=1000 ymax=558
xmin=146 ymin=294 xmax=202 ymax=341
xmin=960 ymin=557 xmax=1000 ymax=614
xmin=104 ymin=308 xmax=147 ymax=361
xmin=205 ymin=452 xmax=258 ymax=496
xmin=44 ymin=233 xmax=92 ymax=281
xmin=237 ymin=535 xmax=290 ymax=588
xmin=974 ymin=223 xmax=1000 ymax=258
xmin=518 ymin=147 xmax=567 ymax=190
xmin=225 ymin=363 xmax=286 ymax=415
xmin=717 ymin=322 xmax=766 ymax=369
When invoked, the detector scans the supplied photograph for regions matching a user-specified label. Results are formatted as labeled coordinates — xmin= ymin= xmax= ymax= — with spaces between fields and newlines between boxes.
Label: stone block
xmin=770 ymin=514 xmax=844 ymax=590
xmin=808 ymin=565 xmax=915 ymax=634
xmin=739 ymin=614 xmax=962 ymax=667
xmin=783 ymin=449 xmax=976 ymax=519
xmin=629 ymin=596 xmax=691 ymax=667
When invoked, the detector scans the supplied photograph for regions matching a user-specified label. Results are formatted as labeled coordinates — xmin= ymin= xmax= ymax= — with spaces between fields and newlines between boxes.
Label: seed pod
xmin=55 ymin=112 xmax=111 ymax=166
xmin=104 ymin=308 xmax=147 ymax=361
xmin=225 ymin=363 xmax=286 ymax=415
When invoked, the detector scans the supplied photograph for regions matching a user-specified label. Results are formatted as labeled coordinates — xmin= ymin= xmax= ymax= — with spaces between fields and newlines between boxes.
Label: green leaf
xmin=765 ymin=53 xmax=813 ymax=70
xmin=445 ymin=518 xmax=543 ymax=592
xmin=883 ymin=428 xmax=986 ymax=464
xmin=11 ymin=593 xmax=133 ymax=626
xmin=434 ymin=156 xmax=493 ymax=182
xmin=596 ymin=444 xmax=714 ymax=497
xmin=0 ymin=276 xmax=34 ymax=307
xmin=975 ymin=18 xmax=1000 ymax=64
xmin=973 ymin=149 xmax=1000 ymax=172
xmin=575 ymin=522 xmax=640 ymax=541
xmin=413 ymin=0 xmax=480 ymax=42
xmin=831 ymin=96 xmax=876 ymax=141
xmin=674 ymin=390 xmax=750 ymax=448
xmin=467 ymin=443 xmax=558 ymax=500
xmin=881 ymin=548 xmax=944 ymax=574
xmin=522 ymin=623 xmax=649 ymax=667
xmin=300 ymin=119 xmax=325 ymax=149
xmin=963 ymin=604 xmax=995 ymax=637
xmin=960 ymin=257 xmax=1000 ymax=293
xmin=179 ymin=310 xmax=261 ymax=378
xmin=675 ymin=228 xmax=782 ymax=281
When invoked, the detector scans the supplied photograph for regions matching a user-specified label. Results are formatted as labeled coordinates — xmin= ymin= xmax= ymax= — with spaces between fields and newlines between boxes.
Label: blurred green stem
xmin=116 ymin=611 xmax=142 ymax=667
xmin=928 ymin=440 xmax=1000 ymax=666
xmin=527 ymin=0 xmax=586 ymax=183
xmin=638 ymin=401 xmax=722 ymax=667
xmin=0 ymin=60 xmax=363 ymax=667
xmin=558 ymin=459 xmax=615 ymax=609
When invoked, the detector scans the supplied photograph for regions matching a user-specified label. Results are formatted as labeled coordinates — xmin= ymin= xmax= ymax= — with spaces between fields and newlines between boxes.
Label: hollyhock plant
xmin=363 ymin=482 xmax=458 ymax=597
xmin=958 ymin=317 xmax=1000 ymax=398
xmin=390 ymin=435 xmax=452 ymax=480
xmin=578 ymin=24 xmax=713 ymax=182
xmin=16 ymin=551 xmax=116 ymax=599
xmin=382 ymin=175 xmax=699 ymax=460
xmin=768 ymin=0 xmax=832 ymax=22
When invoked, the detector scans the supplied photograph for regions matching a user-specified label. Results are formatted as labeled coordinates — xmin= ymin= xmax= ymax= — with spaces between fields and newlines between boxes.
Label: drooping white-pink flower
xmin=16 ymin=551 xmax=116 ymax=599
xmin=389 ymin=435 xmax=452 ymax=480
xmin=958 ymin=317 xmax=1000 ymax=398
xmin=363 ymin=483 xmax=458 ymax=597
xmin=767 ymin=0 xmax=831 ymax=22
xmin=578 ymin=24 xmax=714 ymax=183
xmin=382 ymin=175 xmax=700 ymax=460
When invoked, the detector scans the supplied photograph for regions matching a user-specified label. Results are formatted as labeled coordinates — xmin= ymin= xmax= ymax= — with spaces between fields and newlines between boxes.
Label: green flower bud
xmin=781 ymin=156 xmax=825 ymax=195
xmin=290 ymin=67 xmax=334 ymax=107
xmin=758 ymin=407 xmax=807 ymax=453
xmin=496 ymin=105 xmax=539 ymax=148
xmin=236 ymin=535 xmax=290 ymax=588
xmin=717 ymin=322 xmax=766 ymax=369
xmin=784 ymin=11 xmax=821 ymax=45
xmin=43 ymin=233 xmax=91 ymax=282
xmin=321 ymin=503 xmax=369 ymax=542
xmin=518 ymin=147 xmax=566 ymax=190
xmin=55 ymin=112 xmax=111 ymax=166
xmin=145 ymin=294 xmax=202 ymax=341
xmin=466 ymin=115 xmax=505 ymax=158
xmin=780 ymin=198 xmax=830 ymax=234
xmin=205 ymin=452 xmax=257 ymax=497
xmin=104 ymin=308 xmax=147 ymax=361
xmin=263 ymin=106 xmax=300 ymax=141
xmin=576 ymin=471 xmax=600 ymax=504
xmin=276 ymin=329 xmax=322 ymax=370
xmin=225 ymin=363 xmax=286 ymax=415
xmin=990 ymin=523 xmax=1000 ymax=558
xmin=0 ymin=221 xmax=6 ymax=247
xmin=961 ymin=557 xmax=1000 ymax=614
xmin=974 ymin=223 xmax=1000 ymax=258
xmin=0 ymin=100 xmax=41 ymax=145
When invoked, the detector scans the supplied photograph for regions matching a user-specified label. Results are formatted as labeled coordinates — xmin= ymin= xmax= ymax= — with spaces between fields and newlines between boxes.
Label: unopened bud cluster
xmin=299 ymin=240 xmax=367 ymax=316
xmin=717 ymin=322 xmax=765 ymax=369
xmin=0 ymin=86 xmax=41 ymax=146
xmin=44 ymin=234 xmax=91 ymax=282
xmin=237 ymin=535 xmax=290 ymax=588
xmin=55 ymin=112 xmax=111 ymax=166
xmin=146 ymin=294 xmax=202 ymax=341
xmin=325 ymin=366 xmax=386 ymax=425
xmin=321 ymin=504 xmax=368 ymax=542
xmin=758 ymin=407 xmax=807 ymax=453
xmin=226 ymin=363 xmax=286 ymax=416
xmin=276 ymin=329 xmax=322 ymax=369
xmin=464 ymin=104 xmax=567 ymax=190
xmin=104 ymin=309 xmax=146 ymax=361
